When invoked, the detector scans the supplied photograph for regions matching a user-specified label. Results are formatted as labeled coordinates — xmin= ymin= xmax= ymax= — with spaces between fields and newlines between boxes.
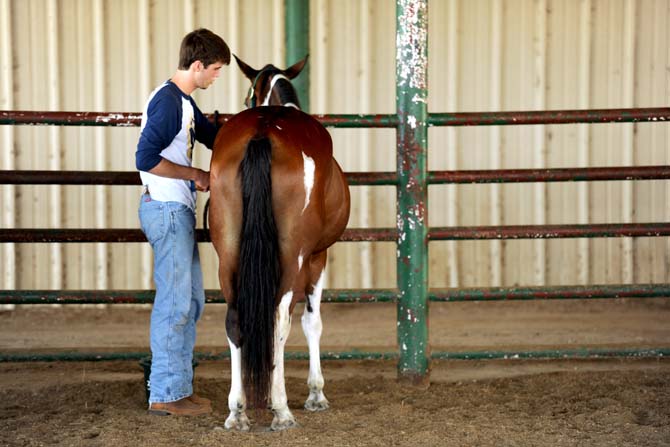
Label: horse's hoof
xmin=304 ymin=398 xmax=329 ymax=412
xmin=270 ymin=416 xmax=298 ymax=431
xmin=224 ymin=412 xmax=251 ymax=431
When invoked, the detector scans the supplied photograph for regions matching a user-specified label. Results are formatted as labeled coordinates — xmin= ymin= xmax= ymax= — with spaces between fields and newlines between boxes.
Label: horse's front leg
xmin=224 ymin=308 xmax=250 ymax=431
xmin=302 ymin=269 xmax=329 ymax=411
xmin=270 ymin=291 xmax=297 ymax=431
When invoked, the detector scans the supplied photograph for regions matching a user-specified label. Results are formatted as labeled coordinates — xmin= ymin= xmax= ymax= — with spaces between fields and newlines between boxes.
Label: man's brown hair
xmin=178 ymin=28 xmax=231 ymax=70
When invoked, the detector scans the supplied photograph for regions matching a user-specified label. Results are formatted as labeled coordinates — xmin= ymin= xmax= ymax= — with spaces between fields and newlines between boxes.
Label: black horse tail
xmin=236 ymin=136 xmax=280 ymax=409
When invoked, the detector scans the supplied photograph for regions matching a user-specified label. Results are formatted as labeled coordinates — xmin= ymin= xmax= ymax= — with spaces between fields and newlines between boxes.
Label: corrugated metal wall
xmin=1 ymin=0 xmax=668 ymax=291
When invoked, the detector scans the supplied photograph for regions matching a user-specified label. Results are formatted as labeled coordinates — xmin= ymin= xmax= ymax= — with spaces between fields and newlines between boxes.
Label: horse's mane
xmin=274 ymin=78 xmax=301 ymax=108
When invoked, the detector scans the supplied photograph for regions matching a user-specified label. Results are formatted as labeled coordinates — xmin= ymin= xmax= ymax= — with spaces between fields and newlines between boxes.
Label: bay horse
xmin=208 ymin=55 xmax=350 ymax=431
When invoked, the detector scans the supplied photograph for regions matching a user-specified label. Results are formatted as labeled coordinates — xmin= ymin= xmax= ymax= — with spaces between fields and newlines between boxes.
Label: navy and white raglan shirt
xmin=135 ymin=80 xmax=218 ymax=211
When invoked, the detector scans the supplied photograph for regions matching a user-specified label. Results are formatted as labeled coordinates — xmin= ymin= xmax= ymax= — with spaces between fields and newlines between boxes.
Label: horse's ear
xmin=234 ymin=55 xmax=259 ymax=81
xmin=283 ymin=55 xmax=309 ymax=79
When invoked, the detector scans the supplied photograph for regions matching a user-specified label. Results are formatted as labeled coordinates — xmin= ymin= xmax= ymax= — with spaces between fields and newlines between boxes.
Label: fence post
xmin=396 ymin=0 xmax=429 ymax=385
xmin=285 ymin=0 xmax=310 ymax=113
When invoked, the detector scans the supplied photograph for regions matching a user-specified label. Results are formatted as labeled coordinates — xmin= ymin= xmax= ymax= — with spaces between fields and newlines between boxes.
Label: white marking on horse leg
xmin=301 ymin=270 xmax=329 ymax=411
xmin=301 ymin=153 xmax=315 ymax=214
xmin=271 ymin=291 xmax=297 ymax=431
xmin=224 ymin=337 xmax=250 ymax=431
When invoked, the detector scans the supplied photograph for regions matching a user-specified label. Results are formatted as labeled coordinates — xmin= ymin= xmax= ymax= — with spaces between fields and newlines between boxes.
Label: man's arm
xmin=148 ymin=158 xmax=210 ymax=192
xmin=193 ymin=102 xmax=219 ymax=149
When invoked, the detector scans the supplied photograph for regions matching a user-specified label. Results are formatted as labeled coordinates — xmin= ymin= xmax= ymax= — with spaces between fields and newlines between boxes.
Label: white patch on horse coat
xmin=275 ymin=291 xmax=293 ymax=345
xmin=298 ymin=251 xmax=304 ymax=271
xmin=224 ymin=337 xmax=249 ymax=430
xmin=302 ymin=270 xmax=329 ymax=410
xmin=270 ymin=291 xmax=296 ymax=428
xmin=262 ymin=74 xmax=291 ymax=106
xmin=301 ymin=152 xmax=315 ymax=214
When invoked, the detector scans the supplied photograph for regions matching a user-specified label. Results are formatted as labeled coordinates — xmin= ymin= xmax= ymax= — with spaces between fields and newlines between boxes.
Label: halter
xmin=247 ymin=70 xmax=266 ymax=108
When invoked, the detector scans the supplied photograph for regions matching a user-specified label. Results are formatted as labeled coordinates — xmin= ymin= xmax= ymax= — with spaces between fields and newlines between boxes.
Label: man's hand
xmin=194 ymin=169 xmax=210 ymax=192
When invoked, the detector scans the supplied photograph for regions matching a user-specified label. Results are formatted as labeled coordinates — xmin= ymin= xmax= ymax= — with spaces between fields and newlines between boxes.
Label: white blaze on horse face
xmin=302 ymin=152 xmax=315 ymax=214
xmin=262 ymin=74 xmax=291 ymax=106
xmin=298 ymin=250 xmax=304 ymax=271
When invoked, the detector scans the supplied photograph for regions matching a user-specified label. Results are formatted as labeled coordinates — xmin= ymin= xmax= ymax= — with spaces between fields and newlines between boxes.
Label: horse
xmin=208 ymin=55 xmax=351 ymax=431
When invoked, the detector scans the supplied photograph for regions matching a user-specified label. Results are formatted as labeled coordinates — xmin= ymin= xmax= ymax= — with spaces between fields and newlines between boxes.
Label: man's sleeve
xmin=135 ymin=95 xmax=181 ymax=171
xmin=193 ymin=102 xmax=218 ymax=150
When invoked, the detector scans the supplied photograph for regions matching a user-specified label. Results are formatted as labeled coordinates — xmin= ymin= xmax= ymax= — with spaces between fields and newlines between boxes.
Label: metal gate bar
xmin=3 ymin=347 xmax=668 ymax=363
xmin=4 ymin=165 xmax=670 ymax=185
xmin=2 ymin=284 xmax=669 ymax=305
xmin=2 ymin=223 xmax=669 ymax=243
xmin=1 ymin=0 xmax=669 ymax=381
xmin=3 ymin=107 xmax=669 ymax=127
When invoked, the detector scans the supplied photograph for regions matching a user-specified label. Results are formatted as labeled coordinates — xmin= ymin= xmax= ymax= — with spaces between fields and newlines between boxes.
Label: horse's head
xmin=234 ymin=55 xmax=308 ymax=109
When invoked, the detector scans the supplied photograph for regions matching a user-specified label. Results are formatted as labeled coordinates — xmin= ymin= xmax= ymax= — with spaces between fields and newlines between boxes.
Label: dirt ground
xmin=1 ymin=299 xmax=670 ymax=446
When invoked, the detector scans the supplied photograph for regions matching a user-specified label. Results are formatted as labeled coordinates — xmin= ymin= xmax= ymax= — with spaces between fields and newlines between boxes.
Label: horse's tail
xmin=236 ymin=136 xmax=280 ymax=409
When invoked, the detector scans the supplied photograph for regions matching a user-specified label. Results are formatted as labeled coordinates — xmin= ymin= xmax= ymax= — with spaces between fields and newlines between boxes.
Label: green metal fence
xmin=1 ymin=0 xmax=670 ymax=382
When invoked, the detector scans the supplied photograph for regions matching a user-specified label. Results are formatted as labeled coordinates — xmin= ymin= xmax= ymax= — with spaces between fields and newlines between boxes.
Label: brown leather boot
xmin=187 ymin=394 xmax=212 ymax=407
xmin=148 ymin=397 xmax=212 ymax=416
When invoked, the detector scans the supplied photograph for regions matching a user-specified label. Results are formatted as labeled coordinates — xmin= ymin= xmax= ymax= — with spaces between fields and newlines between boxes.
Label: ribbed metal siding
xmin=0 ymin=0 xmax=668 ymax=290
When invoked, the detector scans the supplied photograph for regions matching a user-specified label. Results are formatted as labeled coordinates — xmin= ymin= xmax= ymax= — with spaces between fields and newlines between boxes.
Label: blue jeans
xmin=138 ymin=193 xmax=205 ymax=404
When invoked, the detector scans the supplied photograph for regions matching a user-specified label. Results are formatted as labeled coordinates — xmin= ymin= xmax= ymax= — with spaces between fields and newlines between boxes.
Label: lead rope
xmin=203 ymin=198 xmax=210 ymax=232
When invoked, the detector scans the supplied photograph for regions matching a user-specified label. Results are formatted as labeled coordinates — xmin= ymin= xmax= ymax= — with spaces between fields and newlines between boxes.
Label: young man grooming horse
xmin=135 ymin=28 xmax=230 ymax=416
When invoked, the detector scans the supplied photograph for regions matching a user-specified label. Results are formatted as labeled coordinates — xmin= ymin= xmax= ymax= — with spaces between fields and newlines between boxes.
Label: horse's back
xmin=213 ymin=107 xmax=331 ymax=162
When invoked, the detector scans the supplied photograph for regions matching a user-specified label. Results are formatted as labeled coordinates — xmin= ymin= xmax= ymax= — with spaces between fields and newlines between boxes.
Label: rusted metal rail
xmin=0 ymin=110 xmax=400 ymax=128
xmin=3 ymin=107 xmax=669 ymax=127
xmin=2 ymin=284 xmax=668 ymax=305
xmin=2 ymin=223 xmax=669 ymax=243
xmin=3 ymin=166 xmax=670 ymax=186
xmin=429 ymin=107 xmax=670 ymax=126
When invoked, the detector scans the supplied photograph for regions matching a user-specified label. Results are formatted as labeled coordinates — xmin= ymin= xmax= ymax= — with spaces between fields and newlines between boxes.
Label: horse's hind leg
xmin=225 ymin=330 xmax=250 ymax=431
xmin=218 ymin=263 xmax=250 ymax=431
xmin=302 ymin=250 xmax=329 ymax=412
xmin=270 ymin=289 xmax=297 ymax=431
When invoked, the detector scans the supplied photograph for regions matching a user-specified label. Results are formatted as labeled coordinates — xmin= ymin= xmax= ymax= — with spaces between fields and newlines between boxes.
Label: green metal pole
xmin=285 ymin=0 xmax=310 ymax=112
xmin=396 ymin=0 xmax=429 ymax=386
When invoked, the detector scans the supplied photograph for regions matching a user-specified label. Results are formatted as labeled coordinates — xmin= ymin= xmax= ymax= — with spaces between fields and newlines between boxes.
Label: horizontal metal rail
xmin=0 ymin=110 xmax=399 ymax=129
xmin=1 ymin=223 xmax=668 ymax=243
xmin=2 ymin=107 xmax=668 ymax=128
xmin=3 ymin=166 xmax=670 ymax=186
xmin=2 ymin=347 xmax=667 ymax=363
xmin=428 ymin=166 xmax=670 ymax=184
xmin=2 ymin=284 xmax=668 ymax=305
xmin=0 ymin=228 xmax=392 ymax=242
xmin=0 ymin=170 xmax=396 ymax=187
xmin=429 ymin=107 xmax=670 ymax=126
xmin=427 ymin=223 xmax=670 ymax=240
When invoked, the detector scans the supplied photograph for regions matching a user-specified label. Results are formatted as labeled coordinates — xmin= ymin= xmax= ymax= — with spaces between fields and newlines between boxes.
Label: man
xmin=135 ymin=28 xmax=230 ymax=416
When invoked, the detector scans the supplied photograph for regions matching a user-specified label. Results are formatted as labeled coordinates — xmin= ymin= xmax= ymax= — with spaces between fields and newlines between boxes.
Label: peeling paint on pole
xmin=396 ymin=0 xmax=429 ymax=386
